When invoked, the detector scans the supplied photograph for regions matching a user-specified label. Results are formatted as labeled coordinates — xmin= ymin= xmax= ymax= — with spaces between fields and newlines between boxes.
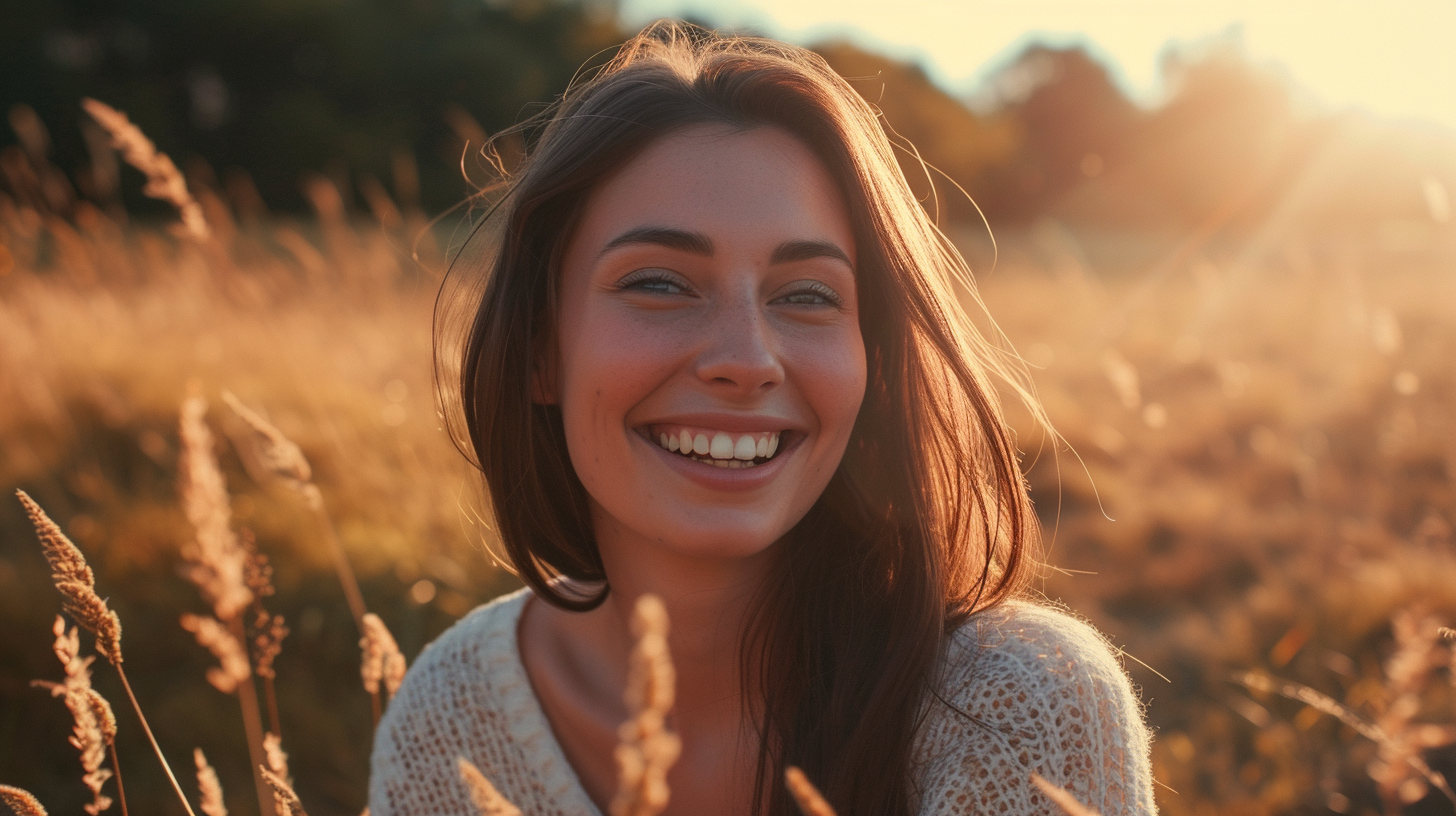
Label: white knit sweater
xmin=369 ymin=588 xmax=1158 ymax=815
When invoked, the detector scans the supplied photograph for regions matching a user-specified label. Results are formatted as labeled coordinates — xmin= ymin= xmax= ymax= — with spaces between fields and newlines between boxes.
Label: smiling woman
xmin=552 ymin=124 xmax=866 ymax=567
xmin=369 ymin=21 xmax=1156 ymax=816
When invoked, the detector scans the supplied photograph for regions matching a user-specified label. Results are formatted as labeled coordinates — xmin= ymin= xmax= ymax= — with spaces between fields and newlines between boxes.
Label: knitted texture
xmin=369 ymin=589 xmax=1158 ymax=815
xmin=913 ymin=602 xmax=1157 ymax=815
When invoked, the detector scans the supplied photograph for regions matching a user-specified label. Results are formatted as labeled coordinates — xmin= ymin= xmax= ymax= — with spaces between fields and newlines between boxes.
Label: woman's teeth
xmin=652 ymin=428 xmax=781 ymax=468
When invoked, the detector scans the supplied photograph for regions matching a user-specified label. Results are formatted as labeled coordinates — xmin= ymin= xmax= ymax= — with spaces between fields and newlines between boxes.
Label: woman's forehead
xmin=568 ymin=123 xmax=856 ymax=264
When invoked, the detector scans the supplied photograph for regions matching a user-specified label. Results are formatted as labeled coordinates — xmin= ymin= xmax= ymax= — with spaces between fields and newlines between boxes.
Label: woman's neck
xmin=519 ymin=514 xmax=775 ymax=814
xmin=591 ymin=528 xmax=774 ymax=724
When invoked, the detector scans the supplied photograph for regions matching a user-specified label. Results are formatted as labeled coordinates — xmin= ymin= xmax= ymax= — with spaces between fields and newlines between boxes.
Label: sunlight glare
xmin=619 ymin=0 xmax=1456 ymax=130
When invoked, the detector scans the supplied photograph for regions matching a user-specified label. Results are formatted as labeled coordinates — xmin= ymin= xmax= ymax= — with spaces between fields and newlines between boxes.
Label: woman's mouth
xmin=643 ymin=425 xmax=785 ymax=469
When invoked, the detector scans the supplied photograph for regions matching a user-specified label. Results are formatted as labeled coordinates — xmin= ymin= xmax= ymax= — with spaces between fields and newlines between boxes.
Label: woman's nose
xmin=693 ymin=297 xmax=784 ymax=396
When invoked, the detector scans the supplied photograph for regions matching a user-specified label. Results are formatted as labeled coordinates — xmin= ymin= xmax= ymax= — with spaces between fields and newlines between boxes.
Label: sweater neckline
xmin=496 ymin=587 xmax=605 ymax=816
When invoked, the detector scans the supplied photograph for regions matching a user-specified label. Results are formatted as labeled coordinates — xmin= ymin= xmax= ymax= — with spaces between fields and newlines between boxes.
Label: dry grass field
xmin=2 ymin=106 xmax=1456 ymax=816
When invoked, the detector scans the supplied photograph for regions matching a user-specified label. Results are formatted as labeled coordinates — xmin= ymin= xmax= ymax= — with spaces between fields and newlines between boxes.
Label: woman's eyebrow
xmin=770 ymin=239 xmax=852 ymax=268
xmin=599 ymin=227 xmax=851 ymax=268
xmin=601 ymin=226 xmax=713 ymax=257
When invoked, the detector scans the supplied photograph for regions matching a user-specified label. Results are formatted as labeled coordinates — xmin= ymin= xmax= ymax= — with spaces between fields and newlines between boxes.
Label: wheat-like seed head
xmin=609 ymin=594 xmax=681 ymax=816
xmin=624 ymin=596 xmax=674 ymax=714
xmin=359 ymin=613 xmax=406 ymax=700
xmin=42 ymin=620 xmax=116 ymax=746
xmin=79 ymin=98 xmax=210 ymax=241
xmin=1367 ymin=608 xmax=1456 ymax=807
xmin=359 ymin=626 xmax=382 ymax=695
xmin=242 ymin=531 xmax=276 ymax=599
xmin=17 ymin=491 xmax=123 ymax=665
xmin=1386 ymin=608 xmax=1444 ymax=698
xmin=0 ymin=784 xmax=49 ymax=816
xmin=87 ymin=689 xmax=117 ymax=746
xmin=254 ymin=612 xmax=289 ymax=681
xmin=263 ymin=732 xmax=291 ymax=785
xmin=1030 ymin=773 xmax=1102 ymax=816
xmin=1233 ymin=669 xmax=1456 ymax=806
xmin=240 ymin=533 xmax=289 ymax=680
xmin=260 ymin=767 xmax=308 ymax=816
xmin=180 ymin=613 xmax=251 ymax=694
xmin=49 ymin=614 xmax=82 ymax=672
xmin=193 ymin=748 xmax=228 ymax=816
xmin=42 ymin=616 xmax=114 ymax=815
xmin=178 ymin=395 xmax=254 ymax=621
xmin=784 ymin=767 xmax=837 ymax=816
xmin=457 ymin=757 xmax=522 ymax=816
xmin=221 ymin=391 xmax=313 ymax=485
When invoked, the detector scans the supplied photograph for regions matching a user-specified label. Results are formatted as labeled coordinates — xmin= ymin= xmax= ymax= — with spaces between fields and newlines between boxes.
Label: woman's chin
xmin=639 ymin=515 xmax=790 ymax=564
xmin=589 ymin=497 xmax=792 ymax=567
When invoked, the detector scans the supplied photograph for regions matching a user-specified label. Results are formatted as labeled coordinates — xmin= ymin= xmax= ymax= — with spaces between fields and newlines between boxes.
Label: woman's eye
xmin=774 ymin=282 xmax=843 ymax=307
xmin=617 ymin=270 xmax=689 ymax=295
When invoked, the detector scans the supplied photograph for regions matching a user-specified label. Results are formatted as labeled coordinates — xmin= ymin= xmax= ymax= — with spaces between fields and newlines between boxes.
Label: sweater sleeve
xmin=914 ymin=602 xmax=1158 ymax=816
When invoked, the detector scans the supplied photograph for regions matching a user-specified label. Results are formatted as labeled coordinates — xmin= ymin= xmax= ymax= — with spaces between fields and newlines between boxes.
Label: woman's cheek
xmin=799 ymin=326 xmax=867 ymax=442
xmin=557 ymin=309 xmax=679 ymax=482
xmin=562 ymin=309 xmax=670 ymax=405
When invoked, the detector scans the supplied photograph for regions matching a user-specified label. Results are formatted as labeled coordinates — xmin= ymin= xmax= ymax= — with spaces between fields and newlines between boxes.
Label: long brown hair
xmin=436 ymin=21 xmax=1043 ymax=816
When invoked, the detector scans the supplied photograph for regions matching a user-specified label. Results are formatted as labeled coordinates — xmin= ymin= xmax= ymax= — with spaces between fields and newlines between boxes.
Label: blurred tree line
xmin=1 ymin=0 xmax=623 ymax=213
xmin=4 ymin=0 xmax=1454 ymax=239
xmin=816 ymin=41 xmax=1456 ymax=243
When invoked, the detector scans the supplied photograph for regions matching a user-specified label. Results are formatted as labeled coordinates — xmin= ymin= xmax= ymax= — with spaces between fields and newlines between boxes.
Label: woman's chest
xmin=527 ymin=669 xmax=757 ymax=816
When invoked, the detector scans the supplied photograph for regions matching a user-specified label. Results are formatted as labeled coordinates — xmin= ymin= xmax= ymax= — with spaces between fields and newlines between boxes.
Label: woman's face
xmin=549 ymin=124 xmax=866 ymax=564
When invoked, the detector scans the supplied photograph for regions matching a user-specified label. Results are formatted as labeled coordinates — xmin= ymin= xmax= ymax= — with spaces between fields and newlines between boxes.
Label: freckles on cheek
xmin=803 ymin=334 xmax=867 ymax=439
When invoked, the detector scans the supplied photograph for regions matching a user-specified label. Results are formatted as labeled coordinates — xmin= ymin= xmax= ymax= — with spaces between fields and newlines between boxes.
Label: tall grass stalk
xmin=610 ymin=594 xmax=681 ymax=816
xmin=79 ymin=98 xmax=209 ymax=242
xmin=17 ymin=490 xmax=199 ymax=816
xmin=1233 ymin=670 xmax=1456 ymax=809
xmin=1030 ymin=773 xmax=1102 ymax=816
xmin=112 ymin=667 xmax=197 ymax=816
xmin=359 ymin=613 xmax=407 ymax=727
xmin=260 ymin=767 xmax=308 ymax=816
xmin=34 ymin=616 xmax=121 ymax=815
xmin=230 ymin=617 xmax=275 ymax=816
xmin=457 ymin=758 xmax=521 ymax=816
xmin=243 ymin=536 xmax=289 ymax=740
xmin=107 ymin=742 xmax=128 ymax=816
xmin=223 ymin=391 xmax=369 ymax=634
xmin=254 ymin=614 xmax=288 ymax=739
xmin=307 ymin=491 xmax=370 ymax=633
xmin=176 ymin=396 xmax=275 ymax=816
xmin=260 ymin=734 xmax=295 ymax=816
xmin=784 ymin=767 xmax=836 ymax=816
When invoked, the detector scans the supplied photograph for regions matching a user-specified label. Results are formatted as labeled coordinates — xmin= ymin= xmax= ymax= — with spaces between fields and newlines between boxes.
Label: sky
xmin=616 ymin=0 xmax=1456 ymax=131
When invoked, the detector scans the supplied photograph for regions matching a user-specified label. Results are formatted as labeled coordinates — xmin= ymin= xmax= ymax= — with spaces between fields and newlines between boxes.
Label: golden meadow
xmin=2 ymin=72 xmax=1455 ymax=816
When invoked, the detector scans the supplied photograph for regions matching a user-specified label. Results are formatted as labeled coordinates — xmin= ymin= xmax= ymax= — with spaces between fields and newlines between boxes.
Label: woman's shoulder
xmin=368 ymin=587 xmax=543 ymax=816
xmin=374 ymin=585 xmax=533 ymax=735
xmin=944 ymin=598 xmax=1139 ymax=696
xmin=936 ymin=597 xmax=1149 ymax=740
xmin=915 ymin=598 xmax=1158 ymax=815
xmin=403 ymin=585 xmax=532 ymax=677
